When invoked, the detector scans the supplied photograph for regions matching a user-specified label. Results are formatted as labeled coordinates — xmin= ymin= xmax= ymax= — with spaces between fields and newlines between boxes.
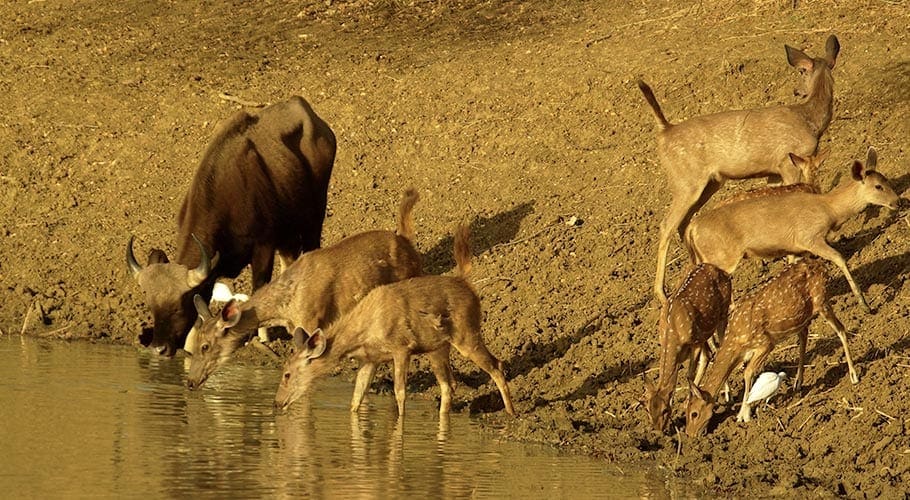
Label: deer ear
xmin=194 ymin=294 xmax=213 ymax=320
xmin=851 ymin=160 xmax=865 ymax=181
xmin=292 ymin=327 xmax=307 ymax=351
xmin=865 ymin=147 xmax=878 ymax=170
xmin=220 ymin=299 xmax=242 ymax=328
xmin=788 ymin=152 xmax=806 ymax=167
xmin=306 ymin=329 xmax=327 ymax=359
xmin=687 ymin=379 xmax=711 ymax=403
xmin=785 ymin=45 xmax=814 ymax=72
xmin=825 ymin=35 xmax=840 ymax=68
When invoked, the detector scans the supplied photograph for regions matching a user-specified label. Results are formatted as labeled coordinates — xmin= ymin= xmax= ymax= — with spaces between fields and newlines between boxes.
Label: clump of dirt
xmin=1 ymin=0 xmax=908 ymax=496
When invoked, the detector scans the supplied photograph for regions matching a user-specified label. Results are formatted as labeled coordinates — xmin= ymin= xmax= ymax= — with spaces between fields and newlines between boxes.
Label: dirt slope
xmin=1 ymin=0 xmax=908 ymax=495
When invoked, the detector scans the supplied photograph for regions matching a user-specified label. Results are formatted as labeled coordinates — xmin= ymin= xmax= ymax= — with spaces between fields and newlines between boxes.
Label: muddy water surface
xmin=0 ymin=337 xmax=687 ymax=497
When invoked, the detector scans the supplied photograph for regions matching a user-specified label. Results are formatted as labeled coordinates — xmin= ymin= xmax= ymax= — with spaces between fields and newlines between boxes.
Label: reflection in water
xmin=0 ymin=337 xmax=691 ymax=497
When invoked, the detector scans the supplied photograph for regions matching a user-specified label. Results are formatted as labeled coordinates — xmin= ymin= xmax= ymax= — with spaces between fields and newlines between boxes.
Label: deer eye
xmin=283 ymin=372 xmax=291 ymax=382
xmin=200 ymin=343 xmax=210 ymax=354
xmin=691 ymin=411 xmax=699 ymax=419
xmin=875 ymin=185 xmax=883 ymax=191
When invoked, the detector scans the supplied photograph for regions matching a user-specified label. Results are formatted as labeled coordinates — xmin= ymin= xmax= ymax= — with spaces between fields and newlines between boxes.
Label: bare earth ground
xmin=1 ymin=0 xmax=908 ymax=495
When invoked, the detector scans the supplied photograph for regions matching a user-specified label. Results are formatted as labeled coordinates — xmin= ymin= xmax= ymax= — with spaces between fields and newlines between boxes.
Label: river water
xmin=0 ymin=336 xmax=685 ymax=498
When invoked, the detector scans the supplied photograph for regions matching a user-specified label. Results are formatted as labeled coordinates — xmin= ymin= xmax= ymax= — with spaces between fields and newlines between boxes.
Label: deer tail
xmin=637 ymin=80 xmax=671 ymax=130
xmin=453 ymin=224 xmax=472 ymax=278
xmin=396 ymin=188 xmax=419 ymax=243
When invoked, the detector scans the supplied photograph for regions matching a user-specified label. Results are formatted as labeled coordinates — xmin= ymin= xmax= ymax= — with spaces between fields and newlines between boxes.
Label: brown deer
xmin=274 ymin=225 xmax=516 ymax=418
xmin=186 ymin=189 xmax=423 ymax=390
xmin=644 ymin=264 xmax=731 ymax=432
xmin=685 ymin=147 xmax=900 ymax=313
xmin=685 ymin=258 xmax=860 ymax=437
xmin=640 ymin=35 xmax=840 ymax=304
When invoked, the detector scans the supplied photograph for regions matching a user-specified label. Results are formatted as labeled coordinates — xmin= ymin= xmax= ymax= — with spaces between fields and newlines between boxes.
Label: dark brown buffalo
xmin=127 ymin=96 xmax=336 ymax=356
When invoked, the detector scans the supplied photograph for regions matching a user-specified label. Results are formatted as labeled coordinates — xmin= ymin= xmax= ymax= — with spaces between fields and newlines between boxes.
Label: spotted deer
xmin=644 ymin=264 xmax=731 ymax=432
xmin=685 ymin=258 xmax=859 ymax=436
xmin=186 ymin=189 xmax=423 ymax=390
xmin=274 ymin=225 xmax=516 ymax=418
xmin=713 ymin=150 xmax=828 ymax=208
xmin=639 ymin=35 xmax=840 ymax=303
xmin=685 ymin=147 xmax=901 ymax=313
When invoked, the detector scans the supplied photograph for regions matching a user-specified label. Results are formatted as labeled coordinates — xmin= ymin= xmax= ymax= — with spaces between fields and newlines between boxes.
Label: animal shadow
xmin=421 ymin=201 xmax=535 ymax=275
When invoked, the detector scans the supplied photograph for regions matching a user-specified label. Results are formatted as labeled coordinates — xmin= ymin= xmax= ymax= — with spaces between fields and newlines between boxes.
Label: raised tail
xmin=453 ymin=224 xmax=472 ymax=278
xmin=396 ymin=188 xmax=419 ymax=243
xmin=637 ymin=80 xmax=671 ymax=130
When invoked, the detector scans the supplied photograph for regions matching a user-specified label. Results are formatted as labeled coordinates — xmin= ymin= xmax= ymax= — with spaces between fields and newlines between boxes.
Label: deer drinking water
xmin=644 ymin=264 xmax=731 ymax=432
xmin=186 ymin=189 xmax=423 ymax=390
xmin=685 ymin=148 xmax=901 ymax=313
xmin=639 ymin=35 xmax=840 ymax=304
xmin=274 ymin=225 xmax=516 ymax=418
xmin=685 ymin=258 xmax=860 ymax=437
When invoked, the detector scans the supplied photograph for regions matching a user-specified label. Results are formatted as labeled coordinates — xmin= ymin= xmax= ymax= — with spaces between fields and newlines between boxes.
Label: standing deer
xmin=274 ymin=225 xmax=516 ymax=418
xmin=640 ymin=35 xmax=840 ymax=303
xmin=186 ymin=189 xmax=422 ymax=390
xmin=644 ymin=264 xmax=731 ymax=432
xmin=686 ymin=258 xmax=860 ymax=437
xmin=685 ymin=148 xmax=900 ymax=313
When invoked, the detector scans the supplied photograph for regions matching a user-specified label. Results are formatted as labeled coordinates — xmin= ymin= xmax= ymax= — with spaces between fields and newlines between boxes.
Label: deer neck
xmin=793 ymin=70 xmax=833 ymax=138
xmin=821 ymin=180 xmax=868 ymax=226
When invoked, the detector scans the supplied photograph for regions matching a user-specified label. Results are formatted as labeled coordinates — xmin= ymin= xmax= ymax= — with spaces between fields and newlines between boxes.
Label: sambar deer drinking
xmin=644 ymin=263 xmax=731 ymax=432
xmin=274 ymin=225 xmax=516 ymax=418
xmin=685 ymin=258 xmax=860 ymax=437
xmin=639 ymin=35 xmax=840 ymax=303
xmin=186 ymin=189 xmax=423 ymax=390
xmin=685 ymin=147 xmax=901 ymax=313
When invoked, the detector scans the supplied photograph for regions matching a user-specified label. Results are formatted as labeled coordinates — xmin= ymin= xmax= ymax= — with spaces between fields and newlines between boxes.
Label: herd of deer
xmin=640 ymin=34 xmax=902 ymax=437
xmin=126 ymin=34 xmax=901 ymax=438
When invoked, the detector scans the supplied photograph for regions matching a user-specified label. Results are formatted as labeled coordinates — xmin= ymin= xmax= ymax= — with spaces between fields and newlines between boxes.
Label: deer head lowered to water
xmin=274 ymin=225 xmax=516 ymax=418
xmin=186 ymin=189 xmax=423 ymax=390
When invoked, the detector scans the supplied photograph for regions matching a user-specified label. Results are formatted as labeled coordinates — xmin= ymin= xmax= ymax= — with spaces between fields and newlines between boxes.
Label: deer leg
xmin=795 ymin=328 xmax=808 ymax=391
xmin=813 ymin=243 xmax=871 ymax=313
xmin=427 ymin=347 xmax=455 ymax=416
xmin=655 ymin=189 xmax=705 ymax=303
xmin=820 ymin=302 xmax=860 ymax=384
xmin=350 ymin=362 xmax=378 ymax=412
xmin=392 ymin=351 xmax=411 ymax=416
xmin=250 ymin=244 xmax=277 ymax=342
xmin=737 ymin=349 xmax=770 ymax=423
xmin=714 ymin=315 xmax=731 ymax=402
xmin=454 ymin=340 xmax=516 ymax=416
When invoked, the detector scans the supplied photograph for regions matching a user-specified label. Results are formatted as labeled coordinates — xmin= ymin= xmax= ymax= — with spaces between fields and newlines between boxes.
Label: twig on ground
xmin=218 ymin=92 xmax=268 ymax=108
xmin=875 ymin=409 xmax=896 ymax=421
xmin=20 ymin=303 xmax=34 ymax=336
xmin=473 ymin=276 xmax=514 ymax=286
xmin=35 ymin=325 xmax=71 ymax=338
